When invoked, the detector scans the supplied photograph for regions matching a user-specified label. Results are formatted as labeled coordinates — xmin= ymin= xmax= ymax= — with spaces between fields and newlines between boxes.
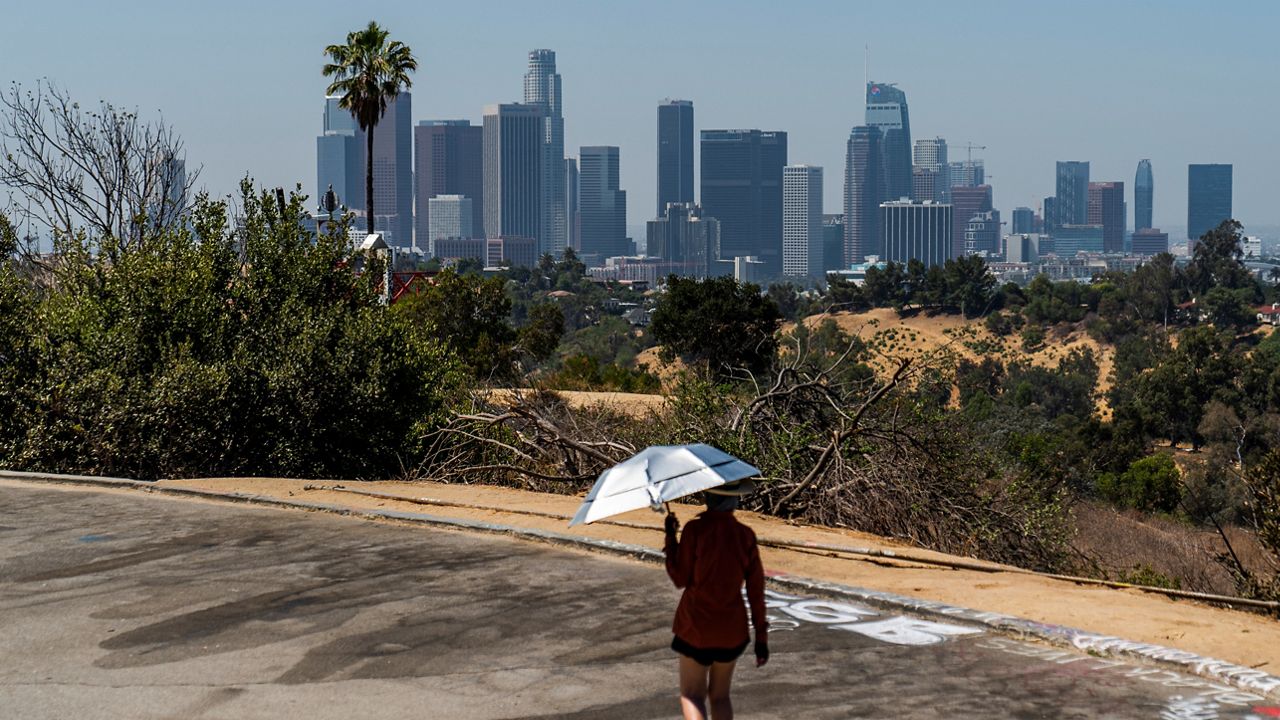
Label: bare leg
xmin=678 ymin=655 xmax=709 ymax=720
xmin=707 ymin=660 xmax=737 ymax=719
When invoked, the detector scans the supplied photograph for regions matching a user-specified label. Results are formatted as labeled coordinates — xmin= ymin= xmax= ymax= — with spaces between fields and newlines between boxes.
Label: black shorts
xmin=671 ymin=635 xmax=749 ymax=666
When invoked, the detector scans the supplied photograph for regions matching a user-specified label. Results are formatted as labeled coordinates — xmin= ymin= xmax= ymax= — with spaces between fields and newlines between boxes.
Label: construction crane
xmin=960 ymin=143 xmax=986 ymax=164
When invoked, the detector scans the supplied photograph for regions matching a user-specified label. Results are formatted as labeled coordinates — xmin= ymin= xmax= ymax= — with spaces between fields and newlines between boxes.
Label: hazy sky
xmin=5 ymin=0 xmax=1278 ymax=239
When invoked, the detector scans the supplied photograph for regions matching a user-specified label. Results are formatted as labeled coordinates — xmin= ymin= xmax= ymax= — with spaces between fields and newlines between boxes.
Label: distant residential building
xmin=579 ymin=146 xmax=628 ymax=264
xmin=1087 ymin=181 xmax=1125 ymax=253
xmin=657 ymin=100 xmax=695 ymax=215
xmin=1054 ymin=224 xmax=1105 ymax=255
xmin=414 ymin=120 xmax=483 ymax=249
xmin=483 ymin=103 xmax=543 ymax=247
xmin=951 ymin=185 xmax=993 ymax=258
xmin=646 ymin=202 xmax=720 ymax=278
xmin=700 ymin=129 xmax=787 ymax=275
xmin=881 ymin=200 xmax=952 ymax=267
xmin=524 ymin=49 xmax=567 ymax=256
xmin=866 ymin=82 xmax=912 ymax=201
xmin=843 ymin=125 xmax=884 ymax=264
xmin=1135 ymin=159 xmax=1154 ymax=231
xmin=1130 ymin=228 xmax=1169 ymax=256
xmin=783 ymin=165 xmax=824 ymax=277
xmin=1243 ymin=235 xmax=1263 ymax=259
xmin=1187 ymin=164 xmax=1233 ymax=247
xmin=426 ymin=195 xmax=473 ymax=255
xmin=964 ymin=210 xmax=1002 ymax=256
xmin=1055 ymin=161 xmax=1090 ymax=229
xmin=1011 ymin=206 xmax=1035 ymax=234
xmin=822 ymin=214 xmax=845 ymax=273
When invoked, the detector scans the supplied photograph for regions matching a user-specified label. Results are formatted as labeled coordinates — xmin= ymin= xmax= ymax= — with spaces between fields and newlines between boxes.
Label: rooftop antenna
xmin=864 ymin=44 xmax=869 ymax=93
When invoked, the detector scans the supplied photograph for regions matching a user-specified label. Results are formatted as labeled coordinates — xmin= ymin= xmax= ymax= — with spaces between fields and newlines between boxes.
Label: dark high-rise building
xmin=657 ymin=100 xmax=695 ymax=215
xmin=700 ymin=129 xmax=787 ymax=274
xmin=822 ymin=214 xmax=845 ymax=273
xmin=565 ymin=157 xmax=579 ymax=251
xmin=1087 ymin=181 xmax=1125 ymax=253
xmin=578 ymin=146 xmax=628 ymax=262
xmin=881 ymin=200 xmax=952 ymax=267
xmin=1011 ymin=206 xmax=1035 ymax=234
xmin=1135 ymin=159 xmax=1153 ymax=231
xmin=1055 ymin=161 xmax=1089 ymax=230
xmin=866 ymin=82 xmax=912 ymax=201
xmin=482 ymin=103 xmax=543 ymax=245
xmin=414 ymin=120 xmax=483 ymax=248
xmin=524 ymin=50 xmax=567 ymax=257
xmin=843 ymin=126 xmax=884 ymax=264
xmin=1131 ymin=228 xmax=1169 ymax=256
xmin=1042 ymin=197 xmax=1056 ymax=234
xmin=912 ymin=168 xmax=940 ymax=206
xmin=370 ymin=92 xmax=413 ymax=249
xmin=1187 ymin=164 xmax=1233 ymax=246
xmin=951 ymin=185 xmax=993 ymax=258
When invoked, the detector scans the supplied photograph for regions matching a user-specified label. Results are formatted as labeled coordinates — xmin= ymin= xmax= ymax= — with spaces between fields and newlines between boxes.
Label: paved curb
xmin=4 ymin=470 xmax=1279 ymax=701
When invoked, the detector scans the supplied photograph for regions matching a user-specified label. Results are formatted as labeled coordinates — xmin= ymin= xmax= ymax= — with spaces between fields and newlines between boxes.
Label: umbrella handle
xmin=664 ymin=502 xmax=671 ymax=514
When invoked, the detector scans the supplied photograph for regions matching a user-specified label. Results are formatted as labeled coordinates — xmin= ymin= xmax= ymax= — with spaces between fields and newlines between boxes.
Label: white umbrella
xmin=569 ymin=444 xmax=760 ymax=526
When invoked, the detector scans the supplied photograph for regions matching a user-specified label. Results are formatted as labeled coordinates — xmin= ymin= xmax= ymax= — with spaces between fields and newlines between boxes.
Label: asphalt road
xmin=0 ymin=481 xmax=1275 ymax=719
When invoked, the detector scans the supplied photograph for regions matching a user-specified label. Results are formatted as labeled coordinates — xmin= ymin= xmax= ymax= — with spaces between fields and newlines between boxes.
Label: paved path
xmin=1 ymin=482 xmax=1276 ymax=719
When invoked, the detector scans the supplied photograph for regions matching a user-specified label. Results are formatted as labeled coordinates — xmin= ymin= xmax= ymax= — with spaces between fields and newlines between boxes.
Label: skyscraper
xmin=370 ymin=92 xmax=413 ymax=249
xmin=783 ymin=165 xmax=823 ymax=278
xmin=700 ymin=129 xmax=787 ymax=275
xmin=647 ymin=202 xmax=720 ymax=278
xmin=1135 ymin=159 xmax=1153 ymax=231
xmin=913 ymin=137 xmax=949 ymax=202
xmin=866 ymin=82 xmax=912 ymax=202
xmin=565 ymin=157 xmax=579 ymax=251
xmin=414 ymin=120 xmax=483 ymax=248
xmin=1088 ymin=182 xmax=1125 ymax=253
xmin=317 ymin=95 xmax=365 ymax=217
xmin=881 ymin=200 xmax=952 ymax=268
xmin=482 ymin=103 xmax=543 ymax=245
xmin=951 ymin=185 xmax=993 ymax=258
xmin=524 ymin=50 xmax=567 ymax=257
xmin=1055 ymin=161 xmax=1090 ymax=229
xmin=948 ymin=159 xmax=984 ymax=189
xmin=578 ymin=146 xmax=628 ymax=262
xmin=843 ymin=126 xmax=884 ymax=264
xmin=1131 ymin=228 xmax=1169 ymax=256
xmin=657 ymin=100 xmax=695 ymax=215
xmin=427 ymin=195 xmax=473 ymax=255
xmin=822 ymin=215 xmax=845 ymax=273
xmin=1187 ymin=164 xmax=1233 ymax=246
xmin=1011 ymin=207 xmax=1035 ymax=234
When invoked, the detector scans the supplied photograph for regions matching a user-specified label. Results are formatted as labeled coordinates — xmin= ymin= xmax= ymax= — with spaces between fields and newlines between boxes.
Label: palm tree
xmin=322 ymin=21 xmax=417 ymax=236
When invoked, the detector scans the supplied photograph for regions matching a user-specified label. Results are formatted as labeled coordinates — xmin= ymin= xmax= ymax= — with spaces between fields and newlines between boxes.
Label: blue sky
xmin=5 ymin=0 xmax=1278 ymax=239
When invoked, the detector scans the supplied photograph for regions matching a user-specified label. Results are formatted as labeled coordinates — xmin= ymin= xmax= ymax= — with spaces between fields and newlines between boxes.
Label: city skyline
xmin=4 ymin=1 xmax=1278 ymax=239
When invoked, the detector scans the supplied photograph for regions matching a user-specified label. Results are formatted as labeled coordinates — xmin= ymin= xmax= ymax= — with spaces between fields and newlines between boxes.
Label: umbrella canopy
xmin=569 ymin=444 xmax=759 ymax=526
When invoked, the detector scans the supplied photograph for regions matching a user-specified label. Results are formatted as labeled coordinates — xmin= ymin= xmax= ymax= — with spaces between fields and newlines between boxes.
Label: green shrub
xmin=1097 ymin=454 xmax=1182 ymax=513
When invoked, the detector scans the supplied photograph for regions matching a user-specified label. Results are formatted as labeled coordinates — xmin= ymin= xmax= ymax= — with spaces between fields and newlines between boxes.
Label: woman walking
xmin=663 ymin=484 xmax=769 ymax=720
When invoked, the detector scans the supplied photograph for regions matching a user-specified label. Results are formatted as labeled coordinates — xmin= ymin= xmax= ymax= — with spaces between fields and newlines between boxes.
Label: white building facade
xmin=782 ymin=165 xmax=824 ymax=278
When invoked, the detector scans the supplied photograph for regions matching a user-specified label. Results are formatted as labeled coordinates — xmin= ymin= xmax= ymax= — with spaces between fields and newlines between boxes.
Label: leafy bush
xmin=0 ymin=184 xmax=458 ymax=479
xmin=1096 ymin=454 xmax=1182 ymax=513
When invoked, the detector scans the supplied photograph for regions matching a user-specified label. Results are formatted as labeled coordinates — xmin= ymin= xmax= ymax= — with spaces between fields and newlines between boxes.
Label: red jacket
xmin=664 ymin=510 xmax=768 ymax=649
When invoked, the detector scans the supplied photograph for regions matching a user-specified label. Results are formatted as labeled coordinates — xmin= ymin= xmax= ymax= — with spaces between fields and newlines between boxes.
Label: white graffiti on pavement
xmin=760 ymin=589 xmax=983 ymax=646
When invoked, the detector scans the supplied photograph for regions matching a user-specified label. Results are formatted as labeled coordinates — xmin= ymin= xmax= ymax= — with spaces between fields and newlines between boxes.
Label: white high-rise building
xmin=427 ymin=195 xmax=473 ymax=256
xmin=783 ymin=165 xmax=823 ymax=278
xmin=912 ymin=137 xmax=950 ymax=202
xmin=524 ymin=50 xmax=567 ymax=257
